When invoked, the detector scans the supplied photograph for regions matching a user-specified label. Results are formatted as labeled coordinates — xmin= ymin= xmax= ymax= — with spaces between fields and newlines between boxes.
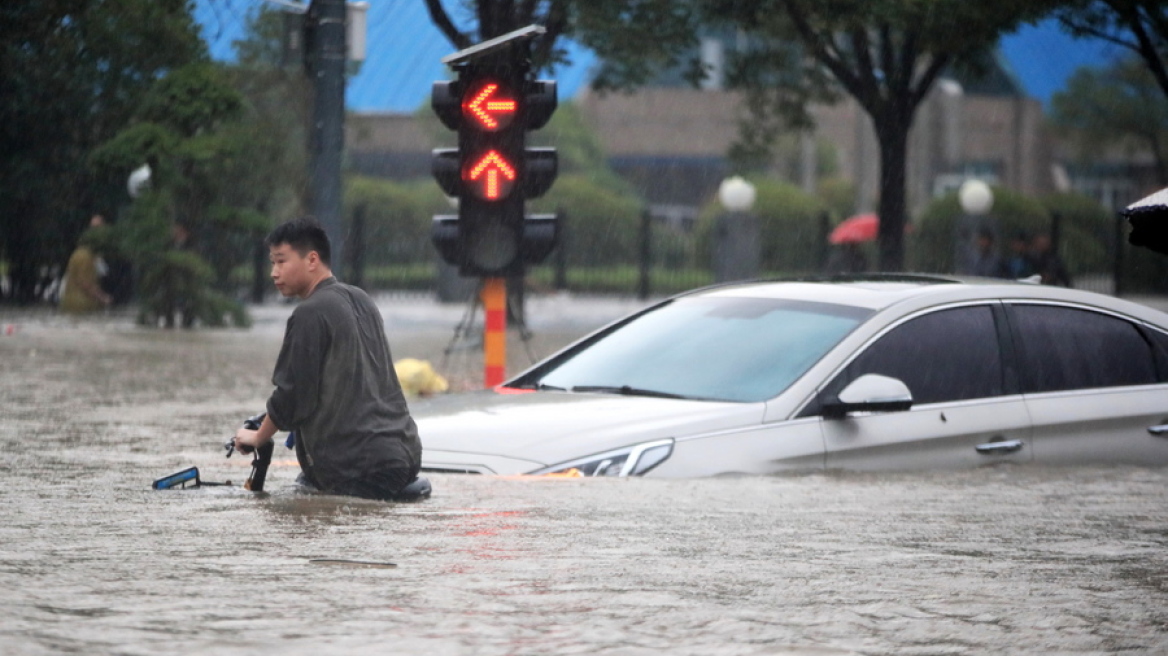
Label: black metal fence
xmin=341 ymin=208 xmax=1162 ymax=302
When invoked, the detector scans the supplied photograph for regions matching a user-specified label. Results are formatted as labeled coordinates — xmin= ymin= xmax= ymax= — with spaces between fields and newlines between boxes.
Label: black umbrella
xmin=1122 ymin=187 xmax=1168 ymax=255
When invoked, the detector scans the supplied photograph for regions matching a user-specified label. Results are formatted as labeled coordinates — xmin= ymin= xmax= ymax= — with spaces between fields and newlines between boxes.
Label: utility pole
xmin=307 ymin=0 xmax=346 ymax=268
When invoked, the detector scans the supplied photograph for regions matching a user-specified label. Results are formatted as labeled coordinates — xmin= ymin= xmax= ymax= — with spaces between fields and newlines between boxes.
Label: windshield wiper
xmin=570 ymin=385 xmax=687 ymax=399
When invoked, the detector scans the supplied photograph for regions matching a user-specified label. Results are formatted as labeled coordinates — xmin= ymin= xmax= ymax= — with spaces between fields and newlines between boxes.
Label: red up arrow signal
xmin=463 ymin=82 xmax=517 ymax=131
xmin=464 ymin=150 xmax=517 ymax=200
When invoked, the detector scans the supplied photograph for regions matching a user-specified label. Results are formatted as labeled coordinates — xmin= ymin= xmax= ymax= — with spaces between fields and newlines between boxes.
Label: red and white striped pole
xmin=481 ymin=277 xmax=507 ymax=387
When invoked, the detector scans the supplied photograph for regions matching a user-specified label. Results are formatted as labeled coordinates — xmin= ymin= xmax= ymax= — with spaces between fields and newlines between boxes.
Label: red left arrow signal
xmin=463 ymin=82 xmax=517 ymax=131
xmin=464 ymin=150 xmax=517 ymax=200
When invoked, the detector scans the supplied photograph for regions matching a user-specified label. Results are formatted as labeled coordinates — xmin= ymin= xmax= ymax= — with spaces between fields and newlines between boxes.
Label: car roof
xmin=682 ymin=274 xmax=1168 ymax=323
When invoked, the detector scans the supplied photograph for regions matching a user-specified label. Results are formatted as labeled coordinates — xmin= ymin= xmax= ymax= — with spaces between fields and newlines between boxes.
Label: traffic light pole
xmin=481 ymin=277 xmax=508 ymax=386
xmin=308 ymin=0 xmax=346 ymax=269
xmin=430 ymin=26 xmax=559 ymax=388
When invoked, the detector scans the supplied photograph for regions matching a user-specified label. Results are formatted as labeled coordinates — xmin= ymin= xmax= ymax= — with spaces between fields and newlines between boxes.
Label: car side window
xmin=827 ymin=305 xmax=1004 ymax=406
xmin=1010 ymin=304 xmax=1157 ymax=393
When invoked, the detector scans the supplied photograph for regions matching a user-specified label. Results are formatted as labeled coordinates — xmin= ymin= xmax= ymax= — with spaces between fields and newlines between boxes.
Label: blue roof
xmin=193 ymin=0 xmax=595 ymax=113
xmin=194 ymin=4 xmax=1118 ymax=112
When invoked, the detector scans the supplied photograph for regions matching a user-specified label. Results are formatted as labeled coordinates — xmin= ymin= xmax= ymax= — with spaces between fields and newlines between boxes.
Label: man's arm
xmin=267 ymin=310 xmax=325 ymax=430
xmin=234 ymin=413 xmax=278 ymax=451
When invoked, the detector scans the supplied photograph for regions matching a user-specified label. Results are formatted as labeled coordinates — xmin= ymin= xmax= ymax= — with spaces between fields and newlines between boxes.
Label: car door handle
xmin=976 ymin=439 xmax=1024 ymax=454
xmin=1148 ymin=424 xmax=1168 ymax=437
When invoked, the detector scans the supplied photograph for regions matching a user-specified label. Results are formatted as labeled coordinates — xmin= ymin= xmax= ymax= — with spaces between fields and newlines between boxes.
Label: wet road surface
xmin=3 ymin=297 xmax=1168 ymax=655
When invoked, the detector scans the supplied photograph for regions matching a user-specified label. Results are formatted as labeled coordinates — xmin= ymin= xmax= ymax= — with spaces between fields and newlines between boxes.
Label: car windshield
xmin=536 ymin=296 xmax=871 ymax=402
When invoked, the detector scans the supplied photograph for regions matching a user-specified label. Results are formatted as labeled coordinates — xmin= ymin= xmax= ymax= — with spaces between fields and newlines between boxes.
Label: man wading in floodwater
xmin=232 ymin=217 xmax=425 ymax=500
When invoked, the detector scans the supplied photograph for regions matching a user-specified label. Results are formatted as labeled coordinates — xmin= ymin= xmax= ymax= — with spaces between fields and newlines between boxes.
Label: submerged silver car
xmin=413 ymin=276 xmax=1168 ymax=477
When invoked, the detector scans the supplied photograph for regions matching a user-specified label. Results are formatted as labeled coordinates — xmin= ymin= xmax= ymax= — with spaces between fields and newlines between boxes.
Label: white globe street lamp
xmin=718 ymin=176 xmax=757 ymax=213
xmin=713 ymin=176 xmax=760 ymax=282
xmin=958 ymin=179 xmax=993 ymax=216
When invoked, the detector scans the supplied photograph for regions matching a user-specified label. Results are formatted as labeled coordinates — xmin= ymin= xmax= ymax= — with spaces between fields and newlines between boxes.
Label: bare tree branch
xmin=424 ymin=0 xmax=470 ymax=50
xmin=909 ymin=54 xmax=951 ymax=109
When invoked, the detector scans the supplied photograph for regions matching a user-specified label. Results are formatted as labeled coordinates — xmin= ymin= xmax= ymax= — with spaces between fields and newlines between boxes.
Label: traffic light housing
xmin=430 ymin=49 xmax=559 ymax=277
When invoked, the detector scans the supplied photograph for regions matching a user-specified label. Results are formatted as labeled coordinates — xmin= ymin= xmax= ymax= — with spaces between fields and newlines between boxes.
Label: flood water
xmin=3 ymin=299 xmax=1168 ymax=655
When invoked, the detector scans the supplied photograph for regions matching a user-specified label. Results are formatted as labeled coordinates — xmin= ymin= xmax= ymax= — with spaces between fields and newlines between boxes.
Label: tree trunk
xmin=874 ymin=112 xmax=911 ymax=272
xmin=1 ymin=200 xmax=40 ymax=305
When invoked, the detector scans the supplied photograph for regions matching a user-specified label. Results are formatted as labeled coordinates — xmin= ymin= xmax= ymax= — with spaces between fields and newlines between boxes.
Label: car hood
xmin=410 ymin=389 xmax=764 ymax=474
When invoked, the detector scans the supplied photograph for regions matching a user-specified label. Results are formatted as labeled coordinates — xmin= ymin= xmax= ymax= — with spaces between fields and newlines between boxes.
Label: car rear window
xmin=1010 ymin=304 xmax=1157 ymax=393
xmin=536 ymin=297 xmax=872 ymax=402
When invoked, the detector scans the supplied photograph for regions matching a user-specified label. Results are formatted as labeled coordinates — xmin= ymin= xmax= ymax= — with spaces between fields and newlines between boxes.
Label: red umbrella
xmin=829 ymin=213 xmax=879 ymax=245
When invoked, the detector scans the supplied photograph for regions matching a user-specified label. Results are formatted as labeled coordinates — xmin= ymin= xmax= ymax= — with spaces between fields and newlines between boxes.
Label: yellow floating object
xmin=394 ymin=358 xmax=449 ymax=397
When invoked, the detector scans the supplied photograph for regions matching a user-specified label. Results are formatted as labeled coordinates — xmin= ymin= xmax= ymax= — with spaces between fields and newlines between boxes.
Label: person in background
xmin=1003 ymin=231 xmax=1036 ymax=280
xmin=969 ymin=228 xmax=1005 ymax=278
xmin=826 ymin=243 xmax=868 ymax=275
xmin=59 ymin=214 xmax=111 ymax=314
xmin=1031 ymin=232 xmax=1072 ymax=287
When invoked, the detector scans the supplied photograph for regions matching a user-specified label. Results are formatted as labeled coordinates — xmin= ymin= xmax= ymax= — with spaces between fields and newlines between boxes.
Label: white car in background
xmin=412 ymin=276 xmax=1168 ymax=477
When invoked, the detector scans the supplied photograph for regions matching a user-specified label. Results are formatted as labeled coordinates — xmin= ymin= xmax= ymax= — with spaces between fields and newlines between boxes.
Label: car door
xmin=1006 ymin=303 xmax=1168 ymax=466
xmin=815 ymin=303 xmax=1034 ymax=470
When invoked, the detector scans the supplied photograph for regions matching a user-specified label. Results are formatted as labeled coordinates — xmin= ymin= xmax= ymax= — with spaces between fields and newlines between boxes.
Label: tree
xmin=707 ymin=0 xmax=1057 ymax=271
xmin=90 ymin=63 xmax=263 ymax=327
xmin=0 ymin=0 xmax=206 ymax=304
xmin=1051 ymin=57 xmax=1168 ymax=184
xmin=1056 ymin=1 xmax=1168 ymax=100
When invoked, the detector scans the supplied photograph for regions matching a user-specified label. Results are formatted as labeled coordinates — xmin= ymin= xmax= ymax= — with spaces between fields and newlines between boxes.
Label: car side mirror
xmin=822 ymin=374 xmax=913 ymax=419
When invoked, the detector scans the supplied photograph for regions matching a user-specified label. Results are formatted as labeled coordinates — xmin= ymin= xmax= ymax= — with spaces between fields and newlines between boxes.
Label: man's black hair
xmin=266 ymin=216 xmax=331 ymax=265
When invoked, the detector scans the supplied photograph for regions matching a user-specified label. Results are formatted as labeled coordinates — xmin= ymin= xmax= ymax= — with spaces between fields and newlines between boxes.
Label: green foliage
xmin=1055 ymin=1 xmax=1168 ymax=101
xmin=136 ymin=249 xmax=249 ymax=328
xmin=1051 ymin=57 xmax=1168 ymax=182
xmin=696 ymin=178 xmax=829 ymax=273
xmin=572 ymin=3 xmax=705 ymax=91
xmin=0 ymin=0 xmax=206 ymax=302
xmin=911 ymin=186 xmax=1048 ymax=273
xmin=137 ymin=63 xmax=244 ymax=137
xmin=817 ymin=177 xmax=857 ymax=221
xmin=344 ymin=176 xmax=448 ymax=267
xmin=1038 ymin=192 xmax=1115 ymax=275
xmin=910 ymin=188 xmax=1116 ymax=277
xmin=530 ymin=174 xmax=645 ymax=266
xmin=90 ymin=61 xmax=272 ymax=327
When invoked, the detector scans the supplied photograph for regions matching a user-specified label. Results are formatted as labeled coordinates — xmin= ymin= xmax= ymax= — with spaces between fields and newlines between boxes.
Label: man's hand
xmin=233 ymin=428 xmax=272 ymax=454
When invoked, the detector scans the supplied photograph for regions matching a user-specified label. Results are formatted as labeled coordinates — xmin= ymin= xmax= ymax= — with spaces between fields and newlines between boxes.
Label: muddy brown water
xmin=3 ymin=302 xmax=1168 ymax=655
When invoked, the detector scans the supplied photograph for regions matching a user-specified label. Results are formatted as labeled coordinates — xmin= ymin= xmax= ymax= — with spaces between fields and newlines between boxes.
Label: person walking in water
xmin=231 ymin=217 xmax=425 ymax=500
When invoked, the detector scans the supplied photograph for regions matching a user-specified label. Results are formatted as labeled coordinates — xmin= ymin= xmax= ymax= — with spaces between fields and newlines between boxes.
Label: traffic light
xmin=430 ymin=50 xmax=559 ymax=277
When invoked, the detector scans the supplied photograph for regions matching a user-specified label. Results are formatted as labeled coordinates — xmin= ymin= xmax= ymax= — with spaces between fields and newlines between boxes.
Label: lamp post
xmin=956 ymin=179 xmax=994 ymax=275
xmin=713 ymin=176 xmax=759 ymax=283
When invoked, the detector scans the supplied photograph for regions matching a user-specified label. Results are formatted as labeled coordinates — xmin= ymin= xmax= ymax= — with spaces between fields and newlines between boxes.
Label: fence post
xmin=818 ymin=212 xmax=832 ymax=273
xmin=1114 ymin=211 xmax=1125 ymax=297
xmin=348 ymin=203 xmax=366 ymax=289
xmin=1050 ymin=211 xmax=1062 ymax=260
xmin=639 ymin=207 xmax=652 ymax=300
xmin=554 ymin=208 xmax=568 ymax=291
